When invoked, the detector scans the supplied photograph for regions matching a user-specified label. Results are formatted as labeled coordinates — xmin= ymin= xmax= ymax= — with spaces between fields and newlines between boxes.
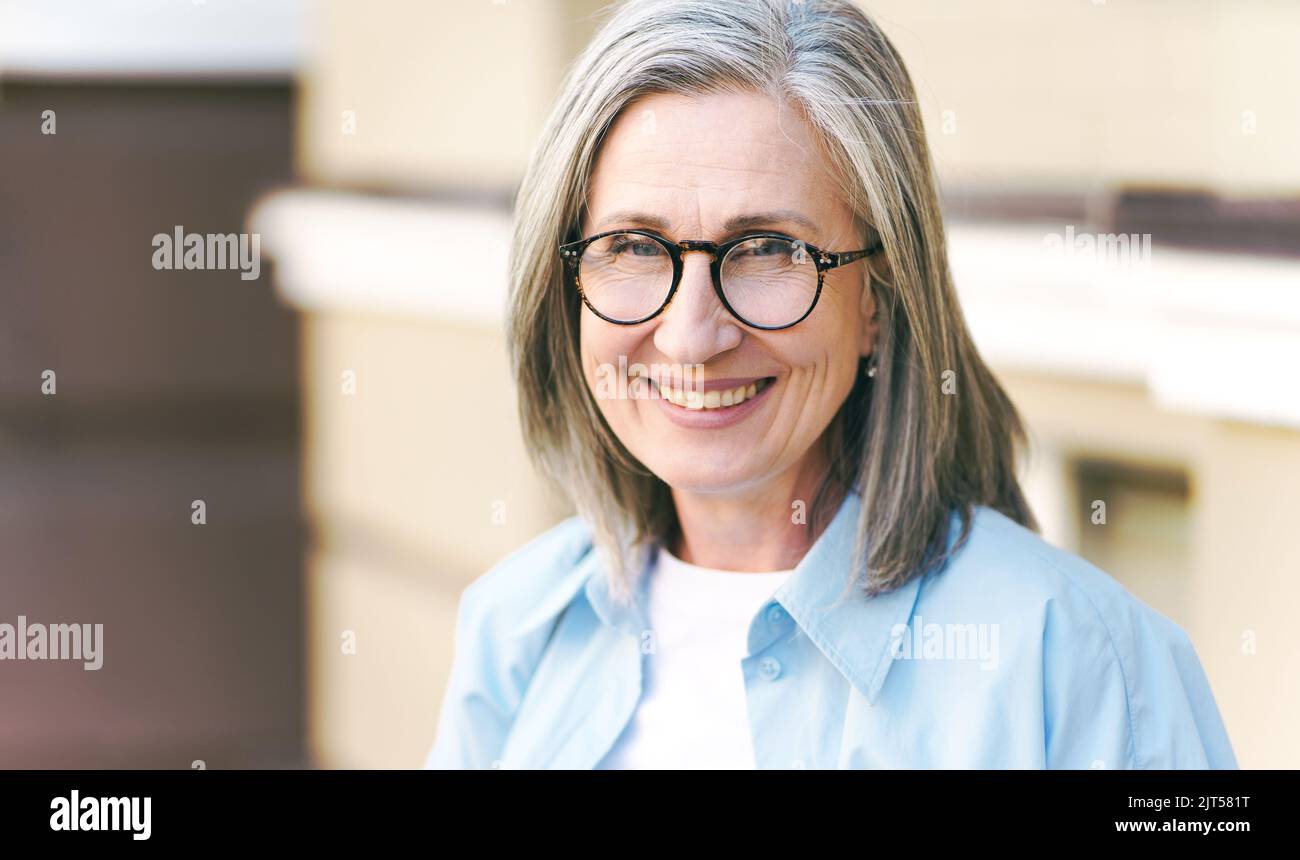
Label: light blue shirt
xmin=425 ymin=491 xmax=1237 ymax=769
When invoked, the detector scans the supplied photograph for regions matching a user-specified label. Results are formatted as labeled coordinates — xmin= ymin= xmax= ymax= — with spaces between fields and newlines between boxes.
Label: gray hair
xmin=508 ymin=0 xmax=1037 ymax=602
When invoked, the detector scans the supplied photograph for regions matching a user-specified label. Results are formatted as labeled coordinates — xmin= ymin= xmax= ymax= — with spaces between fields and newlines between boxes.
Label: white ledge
xmin=251 ymin=189 xmax=512 ymax=328
xmin=948 ymin=223 xmax=1300 ymax=430
xmin=252 ymin=189 xmax=1300 ymax=430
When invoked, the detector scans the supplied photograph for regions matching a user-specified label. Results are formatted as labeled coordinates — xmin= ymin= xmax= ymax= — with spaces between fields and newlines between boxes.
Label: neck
xmin=669 ymin=448 xmax=845 ymax=572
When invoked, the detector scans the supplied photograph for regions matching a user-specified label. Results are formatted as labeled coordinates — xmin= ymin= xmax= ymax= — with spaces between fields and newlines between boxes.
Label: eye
xmin=609 ymin=237 xmax=664 ymax=257
xmin=731 ymin=238 xmax=787 ymax=258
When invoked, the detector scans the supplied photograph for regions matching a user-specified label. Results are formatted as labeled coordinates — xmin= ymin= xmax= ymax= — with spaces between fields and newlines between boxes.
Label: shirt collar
xmin=511 ymin=490 xmax=932 ymax=706
xmin=510 ymin=536 xmax=652 ymax=639
xmin=771 ymin=489 xmax=925 ymax=705
xmin=510 ymin=538 xmax=603 ymax=638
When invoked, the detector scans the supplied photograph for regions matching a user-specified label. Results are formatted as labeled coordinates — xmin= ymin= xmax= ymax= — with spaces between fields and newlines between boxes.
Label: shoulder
xmin=940 ymin=505 xmax=1181 ymax=642
xmin=456 ymin=515 xmax=597 ymax=638
xmin=935 ymin=505 xmax=1201 ymax=671
xmin=426 ymin=516 xmax=598 ymax=768
xmin=927 ymin=505 xmax=1236 ymax=768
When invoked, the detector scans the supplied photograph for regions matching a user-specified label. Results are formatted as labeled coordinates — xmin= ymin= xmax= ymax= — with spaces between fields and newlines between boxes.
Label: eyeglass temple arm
xmin=825 ymin=239 xmax=884 ymax=269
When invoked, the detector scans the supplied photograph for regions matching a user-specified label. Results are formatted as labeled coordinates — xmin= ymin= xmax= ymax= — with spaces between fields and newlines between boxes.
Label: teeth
xmin=654 ymin=378 xmax=770 ymax=410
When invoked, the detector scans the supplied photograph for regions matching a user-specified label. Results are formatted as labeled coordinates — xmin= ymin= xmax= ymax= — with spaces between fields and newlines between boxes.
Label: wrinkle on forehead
xmin=582 ymin=90 xmax=855 ymax=245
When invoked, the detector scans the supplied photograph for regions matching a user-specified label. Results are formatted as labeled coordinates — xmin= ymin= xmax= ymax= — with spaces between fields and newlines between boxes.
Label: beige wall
xmin=300 ymin=0 xmax=608 ymax=192
xmin=300 ymin=312 xmax=568 ymax=768
xmin=302 ymin=0 xmax=1300 ymax=193
xmin=869 ymin=0 xmax=1300 ymax=193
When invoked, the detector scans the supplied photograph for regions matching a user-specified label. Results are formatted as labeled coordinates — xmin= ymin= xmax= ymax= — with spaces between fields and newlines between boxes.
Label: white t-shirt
xmin=596 ymin=544 xmax=796 ymax=770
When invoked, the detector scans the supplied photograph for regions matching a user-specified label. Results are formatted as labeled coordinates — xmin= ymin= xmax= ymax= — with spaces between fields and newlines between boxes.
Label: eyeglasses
xmin=558 ymin=229 xmax=883 ymax=330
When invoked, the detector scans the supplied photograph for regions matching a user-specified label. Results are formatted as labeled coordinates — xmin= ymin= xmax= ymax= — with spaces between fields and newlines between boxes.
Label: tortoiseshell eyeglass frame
xmin=558 ymin=228 xmax=884 ymax=331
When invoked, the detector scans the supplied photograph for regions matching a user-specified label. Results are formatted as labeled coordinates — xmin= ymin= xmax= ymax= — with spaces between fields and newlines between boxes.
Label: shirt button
xmin=765 ymin=603 xmax=788 ymax=626
xmin=759 ymin=656 xmax=782 ymax=681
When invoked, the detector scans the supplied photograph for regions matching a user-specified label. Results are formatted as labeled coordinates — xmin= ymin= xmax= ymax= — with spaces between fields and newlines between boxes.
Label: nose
xmin=652 ymin=250 xmax=743 ymax=364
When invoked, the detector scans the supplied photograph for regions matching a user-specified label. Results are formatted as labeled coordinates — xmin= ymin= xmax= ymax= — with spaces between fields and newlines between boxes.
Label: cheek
xmin=824 ymin=270 xmax=868 ymax=332
xmin=783 ymin=302 xmax=863 ymax=381
xmin=816 ymin=276 xmax=870 ymax=373
xmin=578 ymin=314 xmax=648 ymax=404
xmin=579 ymin=314 xmax=618 ymax=379
xmin=782 ymin=340 xmax=858 ymax=408
xmin=770 ymin=314 xmax=862 ymax=417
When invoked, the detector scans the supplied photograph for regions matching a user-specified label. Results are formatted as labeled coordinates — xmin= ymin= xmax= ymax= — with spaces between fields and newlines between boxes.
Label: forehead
xmin=583 ymin=90 xmax=852 ymax=238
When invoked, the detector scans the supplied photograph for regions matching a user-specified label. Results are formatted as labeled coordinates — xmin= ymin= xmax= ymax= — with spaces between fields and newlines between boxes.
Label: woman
xmin=426 ymin=0 xmax=1236 ymax=769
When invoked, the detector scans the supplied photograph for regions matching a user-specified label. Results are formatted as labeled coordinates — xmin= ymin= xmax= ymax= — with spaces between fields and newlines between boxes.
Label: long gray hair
xmin=508 ymin=0 xmax=1036 ymax=601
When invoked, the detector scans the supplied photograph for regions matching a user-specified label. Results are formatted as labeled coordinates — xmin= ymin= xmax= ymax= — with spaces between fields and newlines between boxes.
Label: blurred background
xmin=1 ymin=0 xmax=1296 ymax=769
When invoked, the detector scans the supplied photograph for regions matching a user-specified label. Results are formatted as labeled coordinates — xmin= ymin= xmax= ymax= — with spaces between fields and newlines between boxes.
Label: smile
xmin=650 ymin=376 xmax=773 ymax=410
xmin=634 ymin=374 xmax=778 ymax=430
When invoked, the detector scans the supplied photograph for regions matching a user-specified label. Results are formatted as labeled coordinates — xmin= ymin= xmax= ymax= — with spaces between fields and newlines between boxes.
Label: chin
xmin=640 ymin=451 xmax=771 ymax=496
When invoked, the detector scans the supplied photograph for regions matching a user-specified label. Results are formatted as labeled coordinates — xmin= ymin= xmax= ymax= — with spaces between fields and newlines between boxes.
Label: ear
xmin=857 ymin=269 xmax=880 ymax=359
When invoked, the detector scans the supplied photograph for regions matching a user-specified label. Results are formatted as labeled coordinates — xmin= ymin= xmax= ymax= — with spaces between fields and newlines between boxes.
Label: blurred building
xmin=255 ymin=0 xmax=1300 ymax=770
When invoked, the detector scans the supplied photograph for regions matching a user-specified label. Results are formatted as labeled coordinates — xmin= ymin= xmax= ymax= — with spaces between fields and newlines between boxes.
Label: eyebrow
xmin=591 ymin=209 xmax=819 ymax=238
